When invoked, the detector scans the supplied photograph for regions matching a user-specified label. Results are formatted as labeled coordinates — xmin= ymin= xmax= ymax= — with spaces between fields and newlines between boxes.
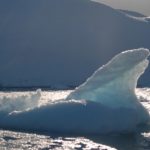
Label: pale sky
xmin=92 ymin=0 xmax=150 ymax=16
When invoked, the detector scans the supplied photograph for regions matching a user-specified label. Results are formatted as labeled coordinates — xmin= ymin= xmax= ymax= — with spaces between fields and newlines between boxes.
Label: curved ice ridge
xmin=67 ymin=48 xmax=149 ymax=108
xmin=0 ymin=48 xmax=150 ymax=134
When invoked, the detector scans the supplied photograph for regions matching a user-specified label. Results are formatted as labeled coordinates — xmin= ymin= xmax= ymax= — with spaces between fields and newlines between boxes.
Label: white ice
xmin=0 ymin=89 xmax=41 ymax=113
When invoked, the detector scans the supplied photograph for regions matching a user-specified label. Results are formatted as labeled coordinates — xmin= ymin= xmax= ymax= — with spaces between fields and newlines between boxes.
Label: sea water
xmin=0 ymin=89 xmax=150 ymax=150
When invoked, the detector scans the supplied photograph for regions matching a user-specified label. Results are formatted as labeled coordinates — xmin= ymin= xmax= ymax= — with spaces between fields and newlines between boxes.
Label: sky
xmin=92 ymin=0 xmax=150 ymax=16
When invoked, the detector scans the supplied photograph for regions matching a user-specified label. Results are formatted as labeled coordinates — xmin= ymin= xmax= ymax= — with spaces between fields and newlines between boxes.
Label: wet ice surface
xmin=0 ymin=88 xmax=150 ymax=150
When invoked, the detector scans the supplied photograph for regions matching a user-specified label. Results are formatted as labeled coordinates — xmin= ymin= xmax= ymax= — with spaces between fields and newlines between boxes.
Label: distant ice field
xmin=0 ymin=88 xmax=150 ymax=108
xmin=0 ymin=88 xmax=150 ymax=112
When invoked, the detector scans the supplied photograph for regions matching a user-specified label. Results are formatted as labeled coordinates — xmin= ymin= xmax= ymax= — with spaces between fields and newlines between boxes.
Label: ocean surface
xmin=0 ymin=88 xmax=150 ymax=150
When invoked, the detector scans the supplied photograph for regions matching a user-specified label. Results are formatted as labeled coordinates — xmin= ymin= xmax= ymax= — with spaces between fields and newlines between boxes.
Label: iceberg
xmin=0 ymin=48 xmax=149 ymax=134
xmin=1 ymin=0 xmax=150 ymax=88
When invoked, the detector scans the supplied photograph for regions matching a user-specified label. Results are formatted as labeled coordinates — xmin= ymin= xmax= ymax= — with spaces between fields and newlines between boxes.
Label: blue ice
xmin=0 ymin=48 xmax=149 ymax=134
